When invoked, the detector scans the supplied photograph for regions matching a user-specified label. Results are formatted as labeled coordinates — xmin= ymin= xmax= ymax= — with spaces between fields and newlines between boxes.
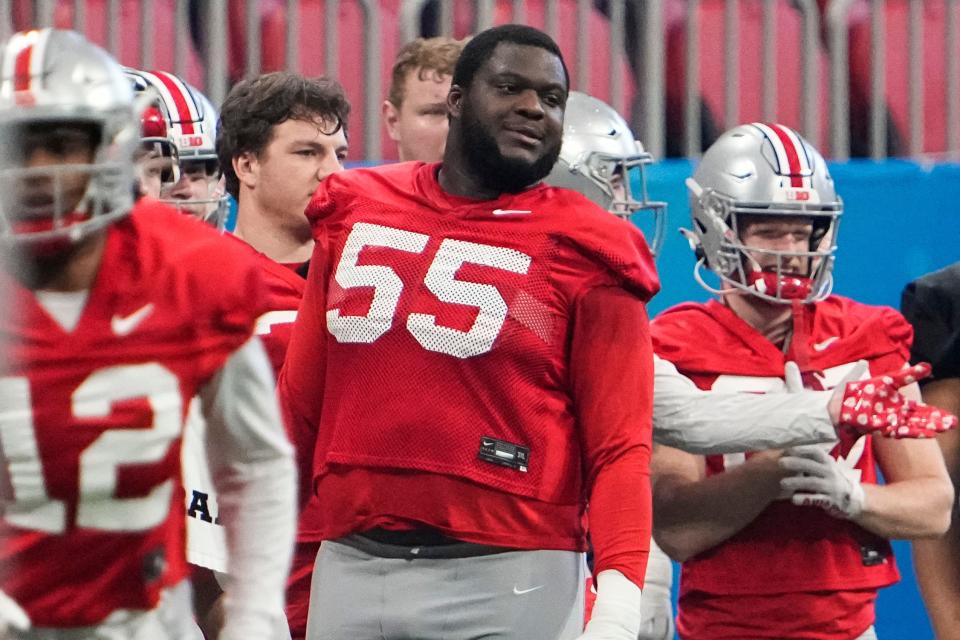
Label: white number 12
xmin=0 ymin=364 xmax=182 ymax=534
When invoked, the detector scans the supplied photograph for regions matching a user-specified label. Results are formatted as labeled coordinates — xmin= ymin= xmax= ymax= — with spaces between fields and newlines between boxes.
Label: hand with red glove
xmin=828 ymin=362 xmax=958 ymax=438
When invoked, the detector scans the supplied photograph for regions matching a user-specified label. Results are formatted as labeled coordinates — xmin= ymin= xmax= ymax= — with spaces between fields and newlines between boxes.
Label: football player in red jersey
xmin=548 ymin=92 xmax=957 ymax=640
xmin=0 ymin=29 xmax=296 ymax=639
xmin=180 ymin=72 xmax=350 ymax=640
xmin=650 ymin=123 xmax=955 ymax=639
xmin=280 ymin=24 xmax=657 ymax=640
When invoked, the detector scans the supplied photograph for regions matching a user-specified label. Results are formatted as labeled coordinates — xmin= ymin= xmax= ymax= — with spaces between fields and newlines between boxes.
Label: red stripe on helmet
xmin=153 ymin=71 xmax=195 ymax=133
xmin=13 ymin=43 xmax=33 ymax=92
xmin=766 ymin=123 xmax=804 ymax=188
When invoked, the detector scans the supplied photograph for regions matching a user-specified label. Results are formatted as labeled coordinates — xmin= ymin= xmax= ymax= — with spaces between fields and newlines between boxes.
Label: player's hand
xmin=0 ymin=590 xmax=30 ymax=637
xmin=830 ymin=362 xmax=958 ymax=438
xmin=783 ymin=360 xmax=808 ymax=394
xmin=779 ymin=444 xmax=865 ymax=519
xmin=576 ymin=570 xmax=642 ymax=640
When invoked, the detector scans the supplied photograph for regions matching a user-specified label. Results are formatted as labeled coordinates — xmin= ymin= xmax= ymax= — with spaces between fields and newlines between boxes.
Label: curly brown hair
xmin=387 ymin=37 xmax=467 ymax=108
xmin=217 ymin=72 xmax=350 ymax=199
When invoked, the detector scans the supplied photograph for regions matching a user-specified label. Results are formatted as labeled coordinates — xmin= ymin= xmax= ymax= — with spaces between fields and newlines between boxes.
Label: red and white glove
xmin=779 ymin=443 xmax=866 ymax=519
xmin=0 ymin=590 xmax=29 ymax=637
xmin=833 ymin=363 xmax=957 ymax=439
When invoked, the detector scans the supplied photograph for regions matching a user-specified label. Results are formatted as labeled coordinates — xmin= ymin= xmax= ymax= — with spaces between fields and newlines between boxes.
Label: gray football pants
xmin=305 ymin=537 xmax=586 ymax=640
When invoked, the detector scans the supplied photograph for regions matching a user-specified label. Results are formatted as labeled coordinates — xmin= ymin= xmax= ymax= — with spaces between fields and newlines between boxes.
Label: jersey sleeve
xmin=277 ymin=234 xmax=331 ymax=506
xmin=162 ymin=214 xmax=271 ymax=383
xmin=652 ymin=355 xmax=836 ymax=453
xmin=199 ymin=336 xmax=296 ymax=637
xmin=869 ymin=305 xmax=914 ymax=377
xmin=571 ymin=285 xmax=653 ymax=588
xmin=549 ymin=189 xmax=660 ymax=301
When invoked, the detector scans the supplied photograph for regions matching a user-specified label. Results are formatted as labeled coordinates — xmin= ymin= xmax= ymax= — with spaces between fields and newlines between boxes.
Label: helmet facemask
xmin=127 ymin=68 xmax=228 ymax=230
xmin=573 ymin=149 xmax=667 ymax=255
xmin=683 ymin=122 xmax=843 ymax=305
xmin=159 ymin=158 xmax=229 ymax=230
xmin=686 ymin=179 xmax=841 ymax=304
xmin=0 ymin=116 xmax=137 ymax=250
xmin=545 ymin=91 xmax=667 ymax=256
xmin=0 ymin=29 xmax=140 ymax=250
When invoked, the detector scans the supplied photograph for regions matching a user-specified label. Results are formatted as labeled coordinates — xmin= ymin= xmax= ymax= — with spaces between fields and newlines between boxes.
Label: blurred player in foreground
xmin=0 ymin=29 xmax=296 ymax=639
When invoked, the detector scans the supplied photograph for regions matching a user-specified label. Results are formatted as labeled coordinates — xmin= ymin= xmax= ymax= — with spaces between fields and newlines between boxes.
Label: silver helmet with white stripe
xmin=125 ymin=68 xmax=227 ymax=229
xmin=0 ymin=29 xmax=139 ymax=246
xmin=546 ymin=91 xmax=667 ymax=255
xmin=683 ymin=122 xmax=842 ymax=304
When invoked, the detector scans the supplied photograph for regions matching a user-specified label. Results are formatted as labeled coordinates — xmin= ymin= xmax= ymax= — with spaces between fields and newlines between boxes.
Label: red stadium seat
xmin=226 ymin=0 xmax=401 ymax=162
xmin=13 ymin=0 xmax=205 ymax=87
xmin=846 ymin=0 xmax=959 ymax=155
xmin=436 ymin=0 xmax=636 ymax=121
xmin=665 ymin=0 xmax=831 ymax=153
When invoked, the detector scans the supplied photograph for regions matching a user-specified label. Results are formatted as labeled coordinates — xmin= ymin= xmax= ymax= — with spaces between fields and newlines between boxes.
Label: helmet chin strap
xmin=692 ymin=258 xmax=738 ymax=297
xmin=789 ymin=299 xmax=812 ymax=370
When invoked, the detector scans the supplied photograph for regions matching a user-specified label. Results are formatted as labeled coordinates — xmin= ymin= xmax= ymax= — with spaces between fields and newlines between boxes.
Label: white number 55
xmin=327 ymin=222 xmax=532 ymax=359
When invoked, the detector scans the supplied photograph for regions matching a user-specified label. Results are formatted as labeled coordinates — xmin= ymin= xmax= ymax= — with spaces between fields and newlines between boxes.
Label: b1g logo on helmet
xmin=778 ymin=188 xmax=820 ymax=204
xmin=180 ymin=135 xmax=204 ymax=148
xmin=13 ymin=91 xmax=36 ymax=106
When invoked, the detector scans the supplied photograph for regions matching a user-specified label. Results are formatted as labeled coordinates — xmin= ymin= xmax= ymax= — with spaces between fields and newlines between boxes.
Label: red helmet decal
xmin=141 ymin=106 xmax=169 ymax=139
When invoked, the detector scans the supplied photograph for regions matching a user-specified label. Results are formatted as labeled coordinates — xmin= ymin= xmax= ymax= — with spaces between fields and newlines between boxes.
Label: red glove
xmin=837 ymin=363 xmax=958 ymax=438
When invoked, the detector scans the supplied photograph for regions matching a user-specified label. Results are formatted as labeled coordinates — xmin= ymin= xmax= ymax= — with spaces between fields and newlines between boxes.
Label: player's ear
xmin=382 ymin=100 xmax=401 ymax=141
xmin=233 ymin=152 xmax=258 ymax=190
xmin=447 ymin=84 xmax=464 ymax=120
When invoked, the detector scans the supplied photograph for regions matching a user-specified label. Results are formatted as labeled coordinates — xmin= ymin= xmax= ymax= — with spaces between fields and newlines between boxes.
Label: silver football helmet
xmin=684 ymin=122 xmax=842 ymax=304
xmin=546 ymin=91 xmax=667 ymax=255
xmin=125 ymin=68 xmax=181 ymax=193
xmin=0 ymin=29 xmax=139 ymax=246
xmin=125 ymin=68 xmax=227 ymax=229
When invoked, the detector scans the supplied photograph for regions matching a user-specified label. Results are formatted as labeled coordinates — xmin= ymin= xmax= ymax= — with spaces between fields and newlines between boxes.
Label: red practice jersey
xmin=652 ymin=296 xmax=908 ymax=639
xmin=281 ymin=162 xmax=658 ymax=557
xmin=0 ymin=202 xmax=267 ymax=628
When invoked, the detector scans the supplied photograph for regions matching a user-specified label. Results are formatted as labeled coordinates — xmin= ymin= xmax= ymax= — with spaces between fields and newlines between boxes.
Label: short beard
xmin=459 ymin=103 xmax=561 ymax=194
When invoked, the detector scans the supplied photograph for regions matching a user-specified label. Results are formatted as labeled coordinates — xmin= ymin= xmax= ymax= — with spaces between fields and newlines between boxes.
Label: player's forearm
xmin=653 ymin=455 xmax=785 ymax=561
xmin=653 ymin=387 xmax=835 ymax=454
xmin=572 ymin=285 xmax=654 ymax=586
xmin=199 ymin=337 xmax=298 ymax=635
xmin=216 ymin=458 xmax=297 ymax=636
xmin=588 ymin=454 xmax=652 ymax=587
xmin=855 ymin=478 xmax=953 ymax=538
xmin=914 ymin=531 xmax=960 ymax=640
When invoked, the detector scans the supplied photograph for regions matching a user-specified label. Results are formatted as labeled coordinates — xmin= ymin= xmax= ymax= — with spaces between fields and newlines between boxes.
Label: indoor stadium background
xmin=7 ymin=1 xmax=958 ymax=637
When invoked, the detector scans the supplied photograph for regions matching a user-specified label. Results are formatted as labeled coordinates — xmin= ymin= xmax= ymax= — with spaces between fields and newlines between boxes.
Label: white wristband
xmin=579 ymin=570 xmax=643 ymax=640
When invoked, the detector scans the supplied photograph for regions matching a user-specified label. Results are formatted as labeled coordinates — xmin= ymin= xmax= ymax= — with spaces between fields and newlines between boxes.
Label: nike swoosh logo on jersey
xmin=111 ymin=303 xmax=155 ymax=336
xmin=813 ymin=336 xmax=839 ymax=351
xmin=513 ymin=585 xmax=544 ymax=595
xmin=492 ymin=209 xmax=532 ymax=216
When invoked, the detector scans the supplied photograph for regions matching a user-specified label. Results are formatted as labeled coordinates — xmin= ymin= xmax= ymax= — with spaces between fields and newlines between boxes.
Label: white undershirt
xmin=653 ymin=354 xmax=836 ymax=454
xmin=34 ymin=290 xmax=89 ymax=333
